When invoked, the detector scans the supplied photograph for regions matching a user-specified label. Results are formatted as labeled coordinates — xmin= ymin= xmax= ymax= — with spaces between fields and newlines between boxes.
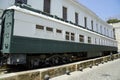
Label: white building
xmin=111 ymin=22 xmax=120 ymax=52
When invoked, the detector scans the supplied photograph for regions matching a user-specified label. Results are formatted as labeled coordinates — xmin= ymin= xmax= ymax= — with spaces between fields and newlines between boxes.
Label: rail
xmin=0 ymin=54 xmax=120 ymax=80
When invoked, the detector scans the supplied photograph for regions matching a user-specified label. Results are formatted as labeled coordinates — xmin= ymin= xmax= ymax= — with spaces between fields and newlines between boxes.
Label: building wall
xmin=112 ymin=22 xmax=120 ymax=52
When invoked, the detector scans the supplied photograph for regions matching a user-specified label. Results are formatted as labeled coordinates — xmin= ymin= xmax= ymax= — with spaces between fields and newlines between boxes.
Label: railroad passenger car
xmin=0 ymin=0 xmax=118 ymax=68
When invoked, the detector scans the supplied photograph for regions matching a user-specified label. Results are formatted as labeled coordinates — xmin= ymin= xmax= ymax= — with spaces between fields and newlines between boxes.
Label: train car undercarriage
xmin=0 ymin=52 xmax=88 ymax=69
xmin=0 ymin=51 xmax=117 ymax=69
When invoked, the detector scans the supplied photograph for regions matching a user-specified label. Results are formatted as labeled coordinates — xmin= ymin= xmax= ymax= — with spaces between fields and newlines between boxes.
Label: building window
xmin=63 ymin=6 xmax=67 ymax=20
xmin=46 ymin=27 xmax=53 ymax=32
xmin=36 ymin=25 xmax=44 ymax=30
xmin=113 ymin=29 xmax=116 ymax=39
xmin=75 ymin=12 xmax=78 ymax=24
xmin=96 ymin=23 xmax=98 ymax=32
xmin=56 ymin=29 xmax=62 ymax=33
xmin=15 ymin=0 xmax=27 ymax=4
xmin=111 ymin=31 xmax=112 ymax=37
xmin=91 ymin=20 xmax=93 ymax=30
xmin=66 ymin=32 xmax=69 ymax=40
xmin=79 ymin=35 xmax=84 ymax=42
xmin=71 ymin=33 xmax=75 ymax=41
xmin=104 ymin=27 xmax=106 ymax=35
xmin=84 ymin=17 xmax=87 ymax=28
xmin=100 ymin=25 xmax=102 ymax=34
xmin=44 ymin=0 xmax=51 ymax=13
xmin=88 ymin=37 xmax=91 ymax=43
xmin=107 ymin=29 xmax=109 ymax=36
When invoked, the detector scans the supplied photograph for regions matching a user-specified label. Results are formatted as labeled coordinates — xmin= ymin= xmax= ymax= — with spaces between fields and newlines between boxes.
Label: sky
xmin=77 ymin=0 xmax=120 ymax=21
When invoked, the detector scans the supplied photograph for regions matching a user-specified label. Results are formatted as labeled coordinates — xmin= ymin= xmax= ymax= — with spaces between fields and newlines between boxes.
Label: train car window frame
xmin=65 ymin=32 xmax=70 ymax=40
xmin=71 ymin=33 xmax=75 ymax=41
xmin=95 ymin=38 xmax=97 ymax=44
xmin=36 ymin=25 xmax=44 ymax=30
xmin=88 ymin=37 xmax=91 ymax=43
xmin=46 ymin=27 xmax=53 ymax=32
xmin=56 ymin=29 xmax=62 ymax=34
xmin=99 ymin=39 xmax=101 ymax=45
xmin=79 ymin=35 xmax=84 ymax=42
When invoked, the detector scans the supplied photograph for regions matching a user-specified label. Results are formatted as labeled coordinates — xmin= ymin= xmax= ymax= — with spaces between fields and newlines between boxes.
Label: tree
xmin=107 ymin=19 xmax=120 ymax=24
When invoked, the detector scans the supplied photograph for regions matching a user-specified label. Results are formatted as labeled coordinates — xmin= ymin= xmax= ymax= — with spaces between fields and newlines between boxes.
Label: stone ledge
xmin=0 ymin=54 xmax=120 ymax=80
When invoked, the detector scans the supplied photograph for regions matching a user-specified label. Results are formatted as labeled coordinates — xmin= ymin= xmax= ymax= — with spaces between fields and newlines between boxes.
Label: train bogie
xmin=7 ymin=54 xmax=26 ymax=65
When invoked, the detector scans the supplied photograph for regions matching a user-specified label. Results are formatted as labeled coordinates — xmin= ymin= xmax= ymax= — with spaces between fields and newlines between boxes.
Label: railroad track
xmin=0 ymin=54 xmax=120 ymax=80
xmin=0 ymin=54 xmax=119 ymax=74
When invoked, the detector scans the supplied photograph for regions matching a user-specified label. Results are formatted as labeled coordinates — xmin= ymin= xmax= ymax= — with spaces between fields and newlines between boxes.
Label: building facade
xmin=111 ymin=22 xmax=120 ymax=52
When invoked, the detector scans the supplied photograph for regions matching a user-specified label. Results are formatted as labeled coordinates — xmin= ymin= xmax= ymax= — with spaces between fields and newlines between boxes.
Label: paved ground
xmin=50 ymin=59 xmax=120 ymax=80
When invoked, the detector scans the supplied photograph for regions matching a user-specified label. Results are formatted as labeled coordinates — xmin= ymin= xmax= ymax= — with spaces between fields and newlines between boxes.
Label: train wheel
xmin=45 ymin=55 xmax=63 ymax=66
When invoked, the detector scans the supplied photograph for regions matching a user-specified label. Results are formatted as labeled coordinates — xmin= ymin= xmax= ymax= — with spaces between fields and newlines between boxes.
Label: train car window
xmin=56 ymin=29 xmax=62 ymax=33
xmin=15 ymin=0 xmax=27 ymax=4
xmin=79 ymin=35 xmax=84 ymax=42
xmin=99 ymin=39 xmax=101 ymax=45
xmin=103 ymin=40 xmax=105 ymax=45
xmin=101 ymin=40 xmax=103 ymax=45
xmin=88 ymin=37 xmax=91 ymax=43
xmin=44 ymin=0 xmax=51 ymax=13
xmin=95 ymin=38 xmax=97 ymax=44
xmin=66 ymin=32 xmax=69 ymax=40
xmin=71 ymin=33 xmax=75 ymax=41
xmin=46 ymin=27 xmax=53 ymax=32
xmin=36 ymin=25 xmax=44 ymax=30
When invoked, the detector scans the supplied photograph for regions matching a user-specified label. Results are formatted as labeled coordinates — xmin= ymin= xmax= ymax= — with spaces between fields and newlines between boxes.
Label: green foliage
xmin=107 ymin=19 xmax=120 ymax=24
